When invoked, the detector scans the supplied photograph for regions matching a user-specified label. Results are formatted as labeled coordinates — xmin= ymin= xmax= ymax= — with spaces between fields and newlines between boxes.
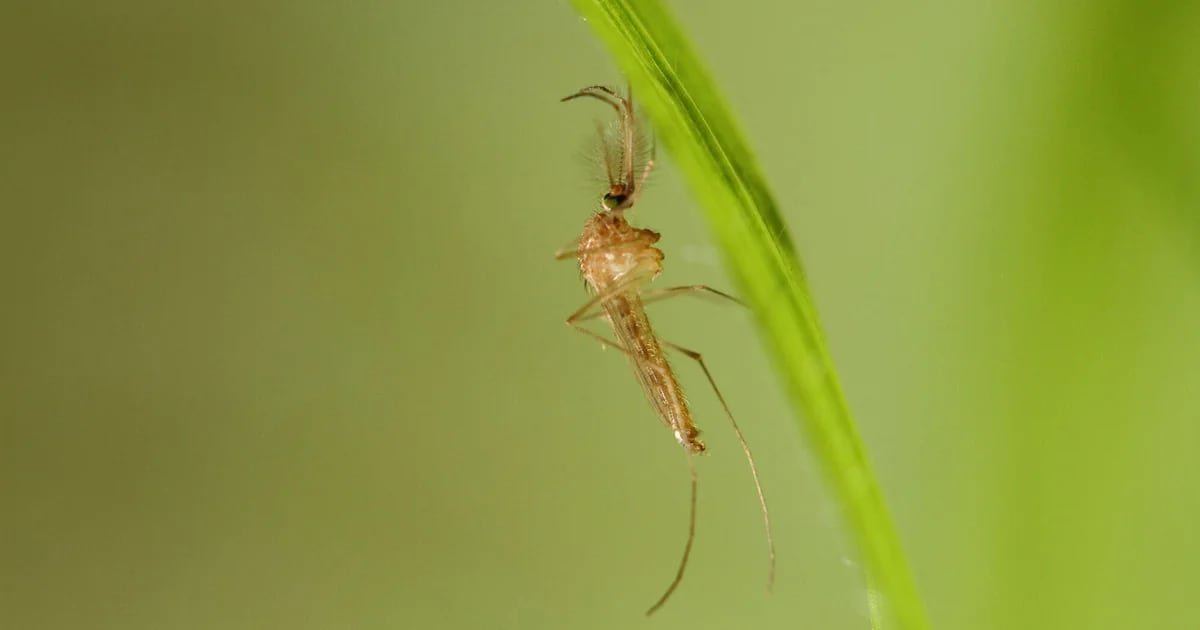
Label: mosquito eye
xmin=602 ymin=192 xmax=627 ymax=210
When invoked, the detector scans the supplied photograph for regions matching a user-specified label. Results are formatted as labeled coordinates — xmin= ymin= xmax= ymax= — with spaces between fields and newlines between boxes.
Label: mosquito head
xmin=601 ymin=184 xmax=632 ymax=212
xmin=564 ymin=84 xmax=652 ymax=213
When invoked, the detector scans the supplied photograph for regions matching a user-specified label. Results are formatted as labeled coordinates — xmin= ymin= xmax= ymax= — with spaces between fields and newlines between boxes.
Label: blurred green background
xmin=2 ymin=1 xmax=1198 ymax=628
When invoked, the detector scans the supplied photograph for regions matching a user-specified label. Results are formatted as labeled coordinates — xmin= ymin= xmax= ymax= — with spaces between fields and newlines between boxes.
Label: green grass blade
xmin=568 ymin=1 xmax=930 ymax=628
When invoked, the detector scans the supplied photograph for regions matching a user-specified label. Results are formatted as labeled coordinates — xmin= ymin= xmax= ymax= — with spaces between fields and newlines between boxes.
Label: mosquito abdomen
xmin=603 ymin=291 xmax=706 ymax=455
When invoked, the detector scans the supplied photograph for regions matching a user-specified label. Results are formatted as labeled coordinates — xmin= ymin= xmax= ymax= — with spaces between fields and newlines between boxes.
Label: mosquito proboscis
xmin=555 ymin=84 xmax=775 ymax=615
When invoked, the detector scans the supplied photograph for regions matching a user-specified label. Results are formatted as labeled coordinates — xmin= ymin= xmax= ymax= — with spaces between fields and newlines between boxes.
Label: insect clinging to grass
xmin=555 ymin=84 xmax=775 ymax=615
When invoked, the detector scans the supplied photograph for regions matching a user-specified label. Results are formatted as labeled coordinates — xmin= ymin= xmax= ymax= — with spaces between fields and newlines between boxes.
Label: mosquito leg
xmin=573 ymin=308 xmax=609 ymax=324
xmin=565 ymin=302 xmax=672 ymax=427
xmin=570 ymin=284 xmax=743 ymax=337
xmin=553 ymin=238 xmax=582 ymax=260
xmin=639 ymin=284 xmax=745 ymax=309
xmin=566 ymin=300 xmax=678 ymax=392
xmin=563 ymin=273 xmax=653 ymax=355
xmin=645 ymin=454 xmax=698 ymax=616
xmin=565 ymin=278 xmax=648 ymax=322
xmin=565 ymin=293 xmax=621 ymax=350
xmin=661 ymin=340 xmax=776 ymax=593
xmin=570 ymin=284 xmax=740 ymax=326
xmin=568 ymin=323 xmax=631 ymax=356
xmin=570 ymin=286 xmax=743 ymax=326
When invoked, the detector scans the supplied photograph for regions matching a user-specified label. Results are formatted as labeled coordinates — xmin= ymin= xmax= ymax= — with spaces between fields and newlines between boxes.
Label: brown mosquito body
xmin=557 ymin=85 xmax=774 ymax=616
xmin=575 ymin=212 xmax=706 ymax=453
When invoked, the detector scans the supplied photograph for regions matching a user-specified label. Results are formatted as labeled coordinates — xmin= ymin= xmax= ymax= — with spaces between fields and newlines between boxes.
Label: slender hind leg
xmin=562 ymin=299 xmax=699 ymax=617
xmin=662 ymin=340 xmax=776 ymax=592
xmin=645 ymin=454 xmax=698 ymax=616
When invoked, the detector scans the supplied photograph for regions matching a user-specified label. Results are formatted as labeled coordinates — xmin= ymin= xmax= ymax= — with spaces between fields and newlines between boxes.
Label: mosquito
xmin=555 ymin=84 xmax=775 ymax=615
